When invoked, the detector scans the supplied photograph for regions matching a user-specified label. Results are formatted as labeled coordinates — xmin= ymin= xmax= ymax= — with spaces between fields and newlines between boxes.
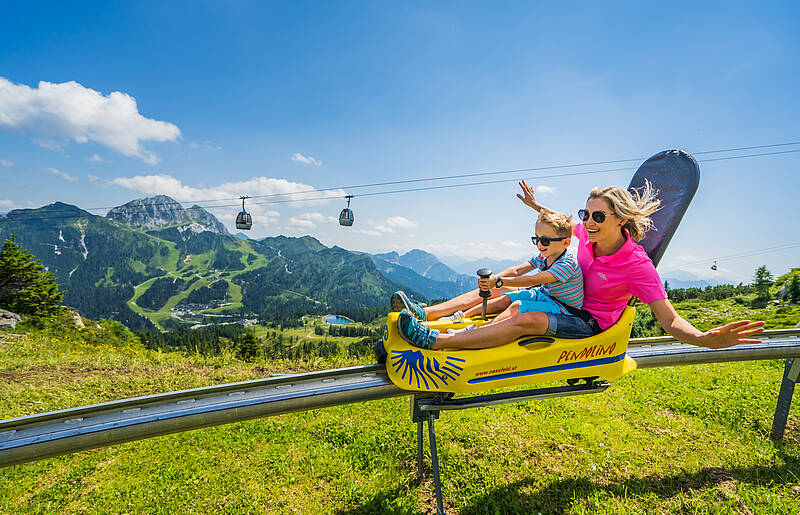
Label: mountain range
xmin=0 ymin=196 xmax=476 ymax=331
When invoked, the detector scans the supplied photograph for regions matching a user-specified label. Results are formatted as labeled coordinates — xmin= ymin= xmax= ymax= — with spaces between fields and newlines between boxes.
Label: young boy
xmin=453 ymin=210 xmax=583 ymax=329
xmin=395 ymin=210 xmax=587 ymax=349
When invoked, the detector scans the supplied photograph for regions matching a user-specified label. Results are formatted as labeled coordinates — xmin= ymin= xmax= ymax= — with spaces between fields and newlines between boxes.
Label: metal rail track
xmin=2 ymin=329 xmax=799 ymax=468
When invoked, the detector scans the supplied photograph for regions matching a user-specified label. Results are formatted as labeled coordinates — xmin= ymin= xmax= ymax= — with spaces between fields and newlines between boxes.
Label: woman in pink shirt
xmin=403 ymin=180 xmax=764 ymax=351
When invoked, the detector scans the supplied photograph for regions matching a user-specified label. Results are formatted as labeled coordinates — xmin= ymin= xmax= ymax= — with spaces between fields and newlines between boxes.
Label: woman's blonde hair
xmin=589 ymin=180 xmax=661 ymax=242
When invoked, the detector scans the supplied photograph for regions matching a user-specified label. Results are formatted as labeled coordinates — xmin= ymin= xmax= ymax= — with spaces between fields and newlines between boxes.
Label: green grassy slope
xmin=2 ymin=327 xmax=800 ymax=514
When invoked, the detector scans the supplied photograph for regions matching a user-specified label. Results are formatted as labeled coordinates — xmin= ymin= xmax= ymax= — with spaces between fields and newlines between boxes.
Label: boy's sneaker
xmin=390 ymin=291 xmax=427 ymax=321
xmin=446 ymin=324 xmax=476 ymax=334
xmin=397 ymin=310 xmax=439 ymax=349
xmin=390 ymin=290 xmax=408 ymax=311
xmin=440 ymin=310 xmax=466 ymax=323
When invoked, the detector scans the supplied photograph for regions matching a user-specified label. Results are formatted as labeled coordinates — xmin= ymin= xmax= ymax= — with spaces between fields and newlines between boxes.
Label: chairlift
xmin=235 ymin=196 xmax=252 ymax=230
xmin=711 ymin=260 xmax=718 ymax=271
xmin=339 ymin=195 xmax=354 ymax=227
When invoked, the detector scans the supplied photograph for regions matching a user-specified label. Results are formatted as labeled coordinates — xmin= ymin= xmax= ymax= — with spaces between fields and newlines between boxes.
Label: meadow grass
xmin=2 ymin=330 xmax=800 ymax=514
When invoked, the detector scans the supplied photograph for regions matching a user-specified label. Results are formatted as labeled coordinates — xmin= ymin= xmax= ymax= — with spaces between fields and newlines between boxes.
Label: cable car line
xmin=691 ymin=140 xmax=800 ymax=155
xmin=697 ymin=148 xmax=800 ymax=163
xmin=147 ymin=141 xmax=800 ymax=205
xmin=675 ymin=242 xmax=800 ymax=268
xmin=4 ymin=144 xmax=800 ymax=223
xmin=1 ymin=164 xmax=639 ymax=222
xmin=170 ymin=140 xmax=800 ymax=203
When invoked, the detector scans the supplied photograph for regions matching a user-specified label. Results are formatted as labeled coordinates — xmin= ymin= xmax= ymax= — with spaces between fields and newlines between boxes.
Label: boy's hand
xmin=517 ymin=180 xmax=539 ymax=211
xmin=478 ymin=275 xmax=497 ymax=291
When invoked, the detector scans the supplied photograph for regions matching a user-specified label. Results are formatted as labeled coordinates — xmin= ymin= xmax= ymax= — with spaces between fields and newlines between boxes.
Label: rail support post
xmin=427 ymin=411 xmax=445 ymax=515
xmin=416 ymin=420 xmax=424 ymax=480
xmin=771 ymin=358 xmax=800 ymax=442
xmin=411 ymin=394 xmax=445 ymax=514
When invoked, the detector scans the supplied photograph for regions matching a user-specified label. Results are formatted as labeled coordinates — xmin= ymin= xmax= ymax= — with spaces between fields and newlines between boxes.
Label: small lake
xmin=323 ymin=315 xmax=353 ymax=325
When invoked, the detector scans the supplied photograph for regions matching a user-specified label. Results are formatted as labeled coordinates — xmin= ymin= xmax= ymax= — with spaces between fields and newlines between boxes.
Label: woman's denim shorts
xmin=544 ymin=312 xmax=595 ymax=339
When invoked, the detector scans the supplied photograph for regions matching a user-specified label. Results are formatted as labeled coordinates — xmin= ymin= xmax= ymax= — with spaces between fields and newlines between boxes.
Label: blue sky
xmin=1 ymin=1 xmax=798 ymax=283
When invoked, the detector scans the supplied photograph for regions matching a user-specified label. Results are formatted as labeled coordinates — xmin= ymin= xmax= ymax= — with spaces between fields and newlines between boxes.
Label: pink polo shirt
xmin=574 ymin=223 xmax=667 ymax=330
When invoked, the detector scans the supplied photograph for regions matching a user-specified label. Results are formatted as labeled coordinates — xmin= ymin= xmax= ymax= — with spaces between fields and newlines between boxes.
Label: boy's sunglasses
xmin=578 ymin=209 xmax=612 ymax=224
xmin=531 ymin=236 xmax=567 ymax=246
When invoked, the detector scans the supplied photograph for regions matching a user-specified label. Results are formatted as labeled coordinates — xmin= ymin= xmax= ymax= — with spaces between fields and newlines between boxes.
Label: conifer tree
xmin=789 ymin=275 xmax=800 ymax=304
xmin=752 ymin=265 xmax=774 ymax=307
xmin=237 ymin=332 xmax=261 ymax=361
xmin=0 ymin=235 xmax=64 ymax=317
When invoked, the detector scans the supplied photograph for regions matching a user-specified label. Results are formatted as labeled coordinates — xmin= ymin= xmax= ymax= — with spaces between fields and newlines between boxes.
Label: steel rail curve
xmin=2 ymin=330 xmax=799 ymax=468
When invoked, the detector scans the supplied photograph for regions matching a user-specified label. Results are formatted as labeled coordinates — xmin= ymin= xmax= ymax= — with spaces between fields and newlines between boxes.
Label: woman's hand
xmin=516 ymin=180 xmax=540 ymax=211
xmin=649 ymin=298 xmax=765 ymax=349
xmin=697 ymin=320 xmax=766 ymax=349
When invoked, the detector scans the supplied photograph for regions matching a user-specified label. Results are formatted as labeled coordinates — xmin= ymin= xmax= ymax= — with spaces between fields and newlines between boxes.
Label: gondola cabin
xmin=236 ymin=196 xmax=252 ymax=230
xmin=339 ymin=195 xmax=354 ymax=227
xmin=235 ymin=211 xmax=252 ymax=230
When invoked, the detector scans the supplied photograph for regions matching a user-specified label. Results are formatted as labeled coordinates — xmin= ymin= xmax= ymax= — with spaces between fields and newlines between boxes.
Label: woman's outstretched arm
xmin=517 ymin=180 xmax=556 ymax=214
xmin=648 ymin=298 xmax=765 ymax=349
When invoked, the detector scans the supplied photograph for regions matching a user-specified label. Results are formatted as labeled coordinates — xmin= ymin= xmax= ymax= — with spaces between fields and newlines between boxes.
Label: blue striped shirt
xmin=529 ymin=251 xmax=584 ymax=311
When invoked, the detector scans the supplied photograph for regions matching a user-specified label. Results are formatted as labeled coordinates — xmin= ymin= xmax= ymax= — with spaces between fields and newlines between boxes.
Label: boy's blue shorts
xmin=504 ymin=288 xmax=563 ymax=314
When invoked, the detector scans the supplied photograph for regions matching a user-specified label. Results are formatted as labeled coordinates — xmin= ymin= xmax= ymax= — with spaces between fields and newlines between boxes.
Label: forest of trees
xmin=136 ymin=277 xmax=187 ymax=310
xmin=185 ymin=279 xmax=228 ymax=304
xmin=135 ymin=323 xmax=375 ymax=361
xmin=665 ymin=282 xmax=756 ymax=302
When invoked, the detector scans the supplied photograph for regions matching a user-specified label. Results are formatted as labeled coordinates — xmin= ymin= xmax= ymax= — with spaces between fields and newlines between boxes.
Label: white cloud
xmin=385 ymin=216 xmax=417 ymax=228
xmin=288 ymin=217 xmax=315 ymax=229
xmin=420 ymin=240 xmax=528 ymax=261
xmin=88 ymin=153 xmax=108 ymax=162
xmin=0 ymin=77 xmax=180 ymax=163
xmin=190 ymin=140 xmax=222 ymax=151
xmin=535 ymin=185 xmax=556 ymax=195
xmin=354 ymin=215 xmax=417 ymax=236
xmin=353 ymin=229 xmax=383 ymax=237
xmin=87 ymin=174 xmax=99 ymax=183
xmin=288 ymin=212 xmax=337 ymax=229
xmin=35 ymin=138 xmax=63 ymax=150
xmin=0 ymin=199 xmax=17 ymax=210
xmin=0 ymin=159 xmax=13 ymax=167
xmin=47 ymin=167 xmax=78 ymax=182
xmin=291 ymin=153 xmax=322 ymax=166
xmin=110 ymin=173 xmax=346 ymax=231
xmin=501 ymin=240 xmax=523 ymax=248
xmin=110 ymin=174 xmax=344 ymax=207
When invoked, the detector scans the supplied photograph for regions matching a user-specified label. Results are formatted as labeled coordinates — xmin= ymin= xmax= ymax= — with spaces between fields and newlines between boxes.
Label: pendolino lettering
xmin=557 ymin=342 xmax=616 ymax=364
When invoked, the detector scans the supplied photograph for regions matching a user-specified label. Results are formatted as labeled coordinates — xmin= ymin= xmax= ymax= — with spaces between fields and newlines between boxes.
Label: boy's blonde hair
xmin=589 ymin=180 xmax=661 ymax=242
xmin=538 ymin=211 xmax=574 ymax=238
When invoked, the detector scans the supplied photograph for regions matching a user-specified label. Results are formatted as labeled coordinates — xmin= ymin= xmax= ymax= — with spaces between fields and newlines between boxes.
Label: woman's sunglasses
xmin=531 ymin=236 xmax=567 ymax=246
xmin=578 ymin=209 xmax=612 ymax=224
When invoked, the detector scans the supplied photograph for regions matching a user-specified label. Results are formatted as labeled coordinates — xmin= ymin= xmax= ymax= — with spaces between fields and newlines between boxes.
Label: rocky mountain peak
xmin=106 ymin=196 xmax=229 ymax=235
